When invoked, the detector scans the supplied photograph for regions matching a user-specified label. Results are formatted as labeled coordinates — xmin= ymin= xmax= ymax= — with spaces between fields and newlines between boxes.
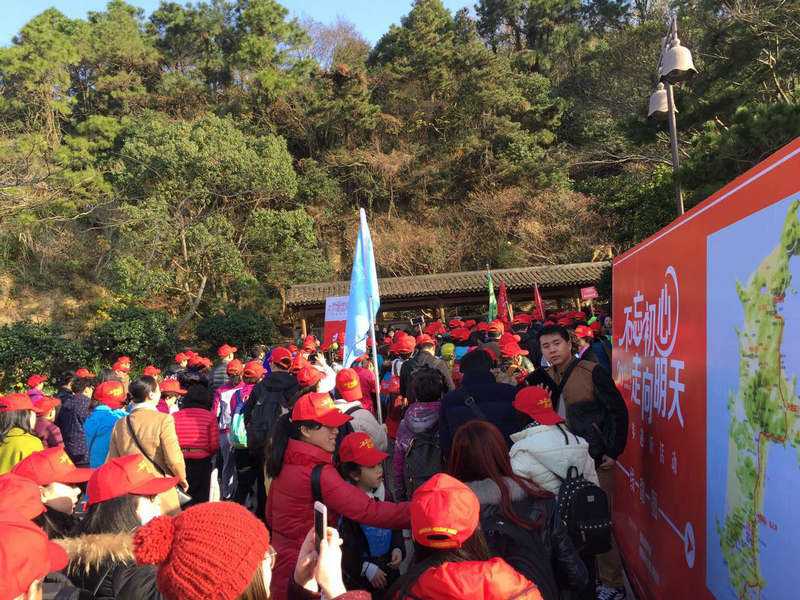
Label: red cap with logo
xmin=291 ymin=393 xmax=352 ymax=428
xmin=338 ymin=432 xmax=388 ymax=466
xmin=27 ymin=374 xmax=47 ymax=388
xmin=416 ymin=334 xmax=435 ymax=347
xmin=143 ymin=366 xmax=161 ymax=377
xmin=13 ymin=447 xmax=94 ymax=486
xmin=513 ymin=387 xmax=563 ymax=425
xmin=449 ymin=327 xmax=471 ymax=342
xmin=159 ymin=379 xmax=187 ymax=396
xmin=0 ymin=473 xmax=46 ymax=519
xmin=301 ymin=335 xmax=317 ymax=353
xmin=174 ymin=352 xmax=189 ymax=364
xmin=87 ymin=455 xmax=179 ymax=506
xmin=0 ymin=511 xmax=69 ymax=598
xmin=243 ymin=360 xmax=266 ymax=379
xmin=0 ymin=393 xmax=35 ymax=413
xmin=270 ymin=347 xmax=293 ymax=369
xmin=500 ymin=341 xmax=529 ymax=358
xmin=32 ymin=396 xmax=61 ymax=416
xmin=218 ymin=344 xmax=237 ymax=358
xmin=574 ymin=325 xmax=594 ymax=339
xmin=297 ymin=365 xmax=324 ymax=388
xmin=335 ymin=368 xmax=362 ymax=402
xmin=113 ymin=358 xmax=132 ymax=373
xmin=411 ymin=473 xmax=480 ymax=549
xmin=226 ymin=359 xmax=243 ymax=376
xmin=94 ymin=381 xmax=126 ymax=409
xmin=75 ymin=368 xmax=95 ymax=379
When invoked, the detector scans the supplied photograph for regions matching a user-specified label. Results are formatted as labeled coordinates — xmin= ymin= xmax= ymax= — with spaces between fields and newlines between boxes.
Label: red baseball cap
xmin=512 ymin=314 xmax=532 ymax=325
xmin=487 ymin=320 xmax=505 ymax=334
xmin=87 ymin=455 xmax=179 ymax=506
xmin=513 ymin=387 xmax=563 ymax=425
xmin=500 ymin=342 xmax=529 ymax=358
xmin=449 ymin=327 xmax=470 ymax=342
xmin=448 ymin=319 xmax=463 ymax=329
xmin=113 ymin=359 xmax=132 ymax=373
xmin=301 ymin=335 xmax=317 ymax=352
xmin=270 ymin=347 xmax=293 ymax=369
xmin=465 ymin=319 xmax=476 ymax=328
xmin=75 ymin=368 xmax=95 ymax=379
xmin=243 ymin=360 xmax=266 ymax=379
xmin=0 ymin=473 xmax=46 ymax=519
xmin=338 ymin=432 xmax=388 ymax=466
xmin=297 ymin=365 xmax=324 ymax=388
xmin=218 ymin=344 xmax=237 ymax=358
xmin=411 ymin=473 xmax=480 ymax=549
xmin=143 ymin=366 xmax=161 ymax=377
xmin=290 ymin=355 xmax=310 ymax=374
xmin=0 ymin=511 xmax=69 ymax=598
xmin=335 ymin=368 xmax=362 ymax=402
xmin=574 ymin=325 xmax=594 ymax=339
xmin=27 ymin=374 xmax=47 ymax=388
xmin=159 ymin=379 xmax=187 ymax=396
xmin=226 ymin=359 xmax=243 ymax=376
xmin=13 ymin=447 xmax=93 ymax=486
xmin=399 ymin=336 xmax=416 ymax=355
xmin=589 ymin=321 xmax=602 ymax=333
xmin=174 ymin=352 xmax=189 ymax=364
xmin=94 ymin=381 xmax=126 ymax=409
xmin=0 ymin=393 xmax=35 ymax=413
xmin=475 ymin=322 xmax=489 ymax=332
xmin=291 ymin=393 xmax=352 ymax=428
xmin=416 ymin=334 xmax=435 ymax=347
xmin=32 ymin=396 xmax=61 ymax=416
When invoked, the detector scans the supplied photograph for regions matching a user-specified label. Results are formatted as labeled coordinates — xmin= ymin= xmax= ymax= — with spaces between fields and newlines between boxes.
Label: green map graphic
xmin=717 ymin=199 xmax=800 ymax=599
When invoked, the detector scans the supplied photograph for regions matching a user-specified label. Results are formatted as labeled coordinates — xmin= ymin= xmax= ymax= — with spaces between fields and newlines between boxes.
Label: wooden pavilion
xmin=285 ymin=261 xmax=609 ymax=336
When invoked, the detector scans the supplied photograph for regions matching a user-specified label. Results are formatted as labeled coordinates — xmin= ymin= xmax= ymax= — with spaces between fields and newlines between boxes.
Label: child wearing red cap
xmin=60 ymin=455 xmax=178 ymax=599
xmin=337 ymin=433 xmax=404 ymax=597
xmin=388 ymin=473 xmax=542 ymax=600
xmin=213 ymin=359 xmax=244 ymax=499
xmin=265 ymin=393 xmax=411 ymax=599
xmin=0 ymin=393 xmax=43 ymax=474
xmin=32 ymin=396 xmax=64 ymax=449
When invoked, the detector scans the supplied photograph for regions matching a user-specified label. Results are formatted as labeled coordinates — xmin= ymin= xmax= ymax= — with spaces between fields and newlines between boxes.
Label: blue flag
xmin=343 ymin=209 xmax=381 ymax=368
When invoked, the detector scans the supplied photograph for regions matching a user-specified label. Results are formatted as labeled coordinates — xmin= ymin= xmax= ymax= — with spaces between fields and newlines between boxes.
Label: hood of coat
xmin=262 ymin=371 xmax=299 ymax=393
xmin=509 ymin=423 xmax=554 ymax=444
xmin=465 ymin=477 xmax=527 ymax=505
xmin=58 ymin=532 xmax=135 ymax=575
xmin=410 ymin=557 xmax=542 ymax=600
xmin=334 ymin=399 xmax=363 ymax=414
xmin=403 ymin=401 xmax=440 ymax=434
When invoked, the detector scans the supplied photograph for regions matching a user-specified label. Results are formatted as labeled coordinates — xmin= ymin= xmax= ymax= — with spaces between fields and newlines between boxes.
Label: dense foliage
xmin=1 ymin=0 xmax=798 ymax=329
xmin=195 ymin=310 xmax=276 ymax=355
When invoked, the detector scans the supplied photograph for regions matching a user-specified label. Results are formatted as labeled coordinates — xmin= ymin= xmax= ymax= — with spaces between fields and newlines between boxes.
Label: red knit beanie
xmin=133 ymin=502 xmax=270 ymax=600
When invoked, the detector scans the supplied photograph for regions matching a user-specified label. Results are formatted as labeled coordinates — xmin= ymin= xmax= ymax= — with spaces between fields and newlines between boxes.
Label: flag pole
xmin=367 ymin=297 xmax=383 ymax=423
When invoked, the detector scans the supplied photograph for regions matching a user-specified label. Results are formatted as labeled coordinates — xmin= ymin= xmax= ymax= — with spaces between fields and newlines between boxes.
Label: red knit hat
xmin=134 ymin=502 xmax=270 ymax=600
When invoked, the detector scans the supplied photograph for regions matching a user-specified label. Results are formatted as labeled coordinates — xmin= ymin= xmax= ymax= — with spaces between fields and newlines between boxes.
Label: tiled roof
xmin=286 ymin=261 xmax=609 ymax=308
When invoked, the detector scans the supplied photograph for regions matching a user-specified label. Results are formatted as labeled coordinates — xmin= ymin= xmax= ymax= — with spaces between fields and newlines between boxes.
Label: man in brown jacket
xmin=107 ymin=375 xmax=188 ymax=515
xmin=539 ymin=324 xmax=629 ymax=600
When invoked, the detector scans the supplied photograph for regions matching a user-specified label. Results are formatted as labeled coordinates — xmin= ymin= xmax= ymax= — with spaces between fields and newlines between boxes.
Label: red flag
xmin=533 ymin=283 xmax=545 ymax=321
xmin=497 ymin=281 xmax=510 ymax=324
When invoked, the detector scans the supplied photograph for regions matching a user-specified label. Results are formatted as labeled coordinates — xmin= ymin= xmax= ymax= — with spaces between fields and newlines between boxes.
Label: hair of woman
xmin=0 ymin=410 xmax=33 ymax=443
xmin=79 ymin=493 xmax=142 ymax=535
xmin=235 ymin=561 xmax=268 ymax=600
xmin=264 ymin=413 xmax=322 ymax=479
xmin=129 ymin=376 xmax=158 ymax=404
xmin=413 ymin=370 xmax=446 ymax=404
xmin=447 ymin=420 xmax=550 ymax=530
xmin=182 ymin=384 xmax=212 ymax=410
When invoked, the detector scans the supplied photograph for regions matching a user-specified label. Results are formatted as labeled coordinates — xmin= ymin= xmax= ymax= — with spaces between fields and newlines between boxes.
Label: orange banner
xmin=612 ymin=138 xmax=800 ymax=599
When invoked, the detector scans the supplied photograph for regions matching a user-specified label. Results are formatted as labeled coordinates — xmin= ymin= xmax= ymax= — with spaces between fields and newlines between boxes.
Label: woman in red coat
xmin=265 ymin=392 xmax=411 ymax=599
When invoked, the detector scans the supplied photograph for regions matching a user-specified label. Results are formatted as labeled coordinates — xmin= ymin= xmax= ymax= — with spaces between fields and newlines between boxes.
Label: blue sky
xmin=2 ymin=0 xmax=471 ymax=46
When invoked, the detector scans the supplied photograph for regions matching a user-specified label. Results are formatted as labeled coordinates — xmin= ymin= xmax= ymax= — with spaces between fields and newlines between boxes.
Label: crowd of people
xmin=0 ymin=308 xmax=629 ymax=600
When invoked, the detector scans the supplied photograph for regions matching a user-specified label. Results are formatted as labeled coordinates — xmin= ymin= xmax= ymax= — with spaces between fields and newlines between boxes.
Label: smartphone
xmin=314 ymin=501 xmax=327 ymax=552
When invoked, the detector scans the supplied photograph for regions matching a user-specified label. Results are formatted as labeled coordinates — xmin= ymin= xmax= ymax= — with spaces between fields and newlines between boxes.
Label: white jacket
xmin=509 ymin=423 xmax=599 ymax=493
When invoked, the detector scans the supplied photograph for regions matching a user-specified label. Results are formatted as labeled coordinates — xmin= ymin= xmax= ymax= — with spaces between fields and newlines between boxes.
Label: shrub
xmin=0 ymin=322 xmax=89 ymax=392
xmin=195 ymin=310 xmax=276 ymax=356
xmin=89 ymin=306 xmax=178 ymax=367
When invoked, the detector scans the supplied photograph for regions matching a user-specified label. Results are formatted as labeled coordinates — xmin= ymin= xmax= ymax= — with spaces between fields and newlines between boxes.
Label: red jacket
xmin=173 ymin=408 xmax=219 ymax=459
xmin=267 ymin=438 xmax=411 ymax=599
xmin=34 ymin=417 xmax=64 ymax=449
xmin=407 ymin=558 xmax=543 ymax=600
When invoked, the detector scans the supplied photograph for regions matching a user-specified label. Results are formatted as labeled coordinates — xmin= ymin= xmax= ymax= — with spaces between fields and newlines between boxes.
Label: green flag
xmin=487 ymin=268 xmax=497 ymax=321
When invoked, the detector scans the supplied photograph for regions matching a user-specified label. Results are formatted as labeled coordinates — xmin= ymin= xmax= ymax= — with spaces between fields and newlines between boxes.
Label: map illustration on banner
xmin=706 ymin=196 xmax=800 ymax=600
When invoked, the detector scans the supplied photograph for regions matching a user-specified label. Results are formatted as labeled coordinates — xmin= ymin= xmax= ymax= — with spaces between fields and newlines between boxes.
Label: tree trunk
xmin=176 ymin=274 xmax=208 ymax=333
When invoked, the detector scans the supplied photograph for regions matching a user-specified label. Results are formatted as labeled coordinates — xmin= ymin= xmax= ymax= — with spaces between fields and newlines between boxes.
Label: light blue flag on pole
xmin=343 ymin=208 xmax=381 ymax=368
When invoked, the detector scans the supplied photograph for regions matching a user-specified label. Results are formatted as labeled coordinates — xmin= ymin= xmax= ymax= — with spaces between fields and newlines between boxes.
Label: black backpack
xmin=403 ymin=423 xmax=443 ymax=498
xmin=481 ymin=502 xmax=559 ymax=600
xmin=555 ymin=466 xmax=612 ymax=555
xmin=246 ymin=382 xmax=290 ymax=451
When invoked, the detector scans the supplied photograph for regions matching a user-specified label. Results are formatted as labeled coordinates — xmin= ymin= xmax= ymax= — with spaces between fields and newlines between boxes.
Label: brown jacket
xmin=107 ymin=405 xmax=187 ymax=515
xmin=545 ymin=359 xmax=628 ymax=460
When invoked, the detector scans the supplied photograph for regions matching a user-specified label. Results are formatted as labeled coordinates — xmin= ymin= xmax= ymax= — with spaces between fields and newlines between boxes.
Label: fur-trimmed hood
xmin=57 ymin=532 xmax=136 ymax=575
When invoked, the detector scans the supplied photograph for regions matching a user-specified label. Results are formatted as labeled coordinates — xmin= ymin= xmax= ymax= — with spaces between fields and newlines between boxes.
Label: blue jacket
xmin=83 ymin=405 xmax=125 ymax=468
xmin=438 ymin=370 xmax=519 ymax=456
